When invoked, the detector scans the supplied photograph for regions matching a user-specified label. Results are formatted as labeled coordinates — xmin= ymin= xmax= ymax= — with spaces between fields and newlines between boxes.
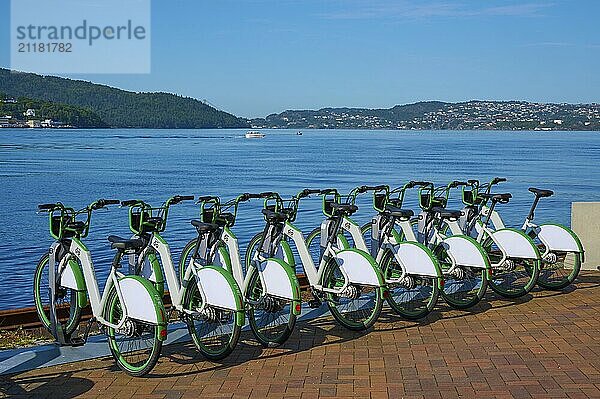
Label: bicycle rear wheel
xmin=487 ymin=253 xmax=539 ymax=298
xmin=537 ymin=251 xmax=582 ymax=290
xmin=322 ymin=258 xmax=382 ymax=331
xmin=434 ymin=244 xmax=488 ymax=309
xmin=379 ymin=250 xmax=439 ymax=319
xmin=183 ymin=280 xmax=241 ymax=360
xmin=106 ymin=288 xmax=162 ymax=377
xmin=33 ymin=253 xmax=83 ymax=335
xmin=246 ymin=266 xmax=297 ymax=347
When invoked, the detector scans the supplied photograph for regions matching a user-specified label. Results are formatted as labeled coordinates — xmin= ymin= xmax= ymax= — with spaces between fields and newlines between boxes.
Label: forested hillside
xmin=0 ymin=69 xmax=249 ymax=128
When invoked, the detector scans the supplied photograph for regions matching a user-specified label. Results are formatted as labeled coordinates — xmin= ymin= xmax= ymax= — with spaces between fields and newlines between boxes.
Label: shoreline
xmin=1 ymin=126 xmax=599 ymax=132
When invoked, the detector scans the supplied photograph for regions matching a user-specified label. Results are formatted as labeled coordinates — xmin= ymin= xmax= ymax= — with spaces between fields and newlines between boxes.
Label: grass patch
xmin=0 ymin=328 xmax=50 ymax=349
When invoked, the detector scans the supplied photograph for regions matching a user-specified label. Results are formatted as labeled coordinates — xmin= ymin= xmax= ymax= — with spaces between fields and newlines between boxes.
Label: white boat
xmin=245 ymin=131 xmax=265 ymax=138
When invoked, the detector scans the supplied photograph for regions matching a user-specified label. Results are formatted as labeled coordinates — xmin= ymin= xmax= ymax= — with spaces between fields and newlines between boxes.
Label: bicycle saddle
xmin=108 ymin=235 xmax=144 ymax=250
xmin=261 ymin=208 xmax=287 ymax=223
xmin=431 ymin=207 xmax=462 ymax=220
xmin=529 ymin=187 xmax=554 ymax=198
xmin=190 ymin=220 xmax=219 ymax=233
xmin=330 ymin=202 xmax=358 ymax=216
xmin=384 ymin=205 xmax=414 ymax=219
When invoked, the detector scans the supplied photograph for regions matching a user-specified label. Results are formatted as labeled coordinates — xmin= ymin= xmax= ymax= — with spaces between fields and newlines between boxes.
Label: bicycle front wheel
xmin=379 ymin=250 xmax=439 ymax=319
xmin=106 ymin=288 xmax=162 ymax=377
xmin=246 ymin=267 xmax=296 ymax=347
xmin=183 ymin=280 xmax=241 ymax=360
xmin=33 ymin=253 xmax=83 ymax=335
xmin=322 ymin=258 xmax=383 ymax=331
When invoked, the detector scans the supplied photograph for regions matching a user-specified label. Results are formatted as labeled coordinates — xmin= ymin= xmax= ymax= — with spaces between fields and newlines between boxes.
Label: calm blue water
xmin=1 ymin=128 xmax=599 ymax=310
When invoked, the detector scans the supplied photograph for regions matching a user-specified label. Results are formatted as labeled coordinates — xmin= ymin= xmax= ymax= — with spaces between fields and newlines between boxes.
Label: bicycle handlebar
xmin=196 ymin=195 xmax=219 ymax=203
xmin=491 ymin=177 xmax=507 ymax=185
xmin=319 ymin=188 xmax=338 ymax=195
xmin=356 ymin=184 xmax=388 ymax=193
xmin=238 ymin=192 xmax=274 ymax=202
xmin=168 ymin=195 xmax=195 ymax=205
xmin=38 ymin=203 xmax=58 ymax=211
xmin=411 ymin=181 xmax=431 ymax=187
xmin=449 ymin=180 xmax=469 ymax=188
xmin=90 ymin=199 xmax=120 ymax=210
xmin=297 ymin=188 xmax=321 ymax=199
xmin=121 ymin=199 xmax=142 ymax=207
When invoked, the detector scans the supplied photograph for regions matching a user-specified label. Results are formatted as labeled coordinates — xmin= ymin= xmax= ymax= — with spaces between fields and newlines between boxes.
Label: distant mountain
xmin=252 ymin=100 xmax=600 ymax=131
xmin=0 ymin=69 xmax=249 ymax=129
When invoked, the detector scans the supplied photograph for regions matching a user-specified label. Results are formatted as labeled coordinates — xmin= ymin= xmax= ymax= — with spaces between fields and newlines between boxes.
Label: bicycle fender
xmin=536 ymin=224 xmax=584 ymax=253
xmin=442 ymin=235 xmax=490 ymax=269
xmin=335 ymin=248 xmax=383 ymax=287
xmin=491 ymin=228 xmax=540 ymax=259
xmin=258 ymin=258 xmax=301 ymax=302
xmin=118 ymin=276 xmax=167 ymax=332
xmin=394 ymin=242 xmax=441 ymax=278
xmin=60 ymin=258 xmax=86 ymax=291
xmin=59 ymin=258 xmax=88 ymax=307
xmin=196 ymin=266 xmax=243 ymax=312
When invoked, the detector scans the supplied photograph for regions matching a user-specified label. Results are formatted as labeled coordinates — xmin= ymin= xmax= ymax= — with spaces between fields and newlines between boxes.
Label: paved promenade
xmin=1 ymin=271 xmax=599 ymax=398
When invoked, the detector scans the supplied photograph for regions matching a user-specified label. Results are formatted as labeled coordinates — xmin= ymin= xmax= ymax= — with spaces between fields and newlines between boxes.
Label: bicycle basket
xmin=387 ymin=198 xmax=402 ymax=207
xmin=215 ymin=212 xmax=235 ymax=227
xmin=130 ymin=209 xmax=151 ymax=235
xmin=374 ymin=193 xmax=387 ymax=212
xmin=419 ymin=193 xmax=431 ymax=209
xmin=323 ymin=199 xmax=335 ymax=217
xmin=462 ymin=189 xmax=475 ymax=206
xmin=202 ymin=207 xmax=215 ymax=223
xmin=50 ymin=215 xmax=70 ymax=239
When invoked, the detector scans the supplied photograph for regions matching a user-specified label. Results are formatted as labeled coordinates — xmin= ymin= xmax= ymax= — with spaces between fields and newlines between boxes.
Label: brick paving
xmin=2 ymin=271 xmax=600 ymax=399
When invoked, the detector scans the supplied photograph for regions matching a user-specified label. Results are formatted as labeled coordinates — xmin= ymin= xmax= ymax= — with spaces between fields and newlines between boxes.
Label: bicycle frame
xmin=43 ymin=202 xmax=167 ymax=345
xmin=195 ymin=193 xmax=301 ymax=310
xmin=143 ymin=231 xmax=243 ymax=316
xmin=283 ymin=220 xmax=382 ymax=291
xmin=272 ymin=189 xmax=384 ymax=291
xmin=123 ymin=197 xmax=244 ymax=319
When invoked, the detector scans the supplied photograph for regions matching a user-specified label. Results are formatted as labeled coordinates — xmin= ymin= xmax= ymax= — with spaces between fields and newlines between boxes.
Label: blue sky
xmin=1 ymin=0 xmax=599 ymax=117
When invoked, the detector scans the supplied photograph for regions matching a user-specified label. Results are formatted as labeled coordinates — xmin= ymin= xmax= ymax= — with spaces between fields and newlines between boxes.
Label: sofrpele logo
xmin=10 ymin=0 xmax=151 ymax=74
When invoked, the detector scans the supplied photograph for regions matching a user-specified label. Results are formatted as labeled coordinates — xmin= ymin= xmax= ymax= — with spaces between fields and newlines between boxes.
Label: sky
xmin=1 ymin=0 xmax=599 ymax=118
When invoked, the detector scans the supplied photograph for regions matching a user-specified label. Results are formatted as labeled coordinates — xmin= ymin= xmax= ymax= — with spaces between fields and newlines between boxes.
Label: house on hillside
xmin=41 ymin=119 xmax=64 ymax=128
xmin=1 ymin=98 xmax=17 ymax=104
xmin=24 ymin=109 xmax=36 ymax=118
xmin=0 ymin=115 xmax=13 ymax=127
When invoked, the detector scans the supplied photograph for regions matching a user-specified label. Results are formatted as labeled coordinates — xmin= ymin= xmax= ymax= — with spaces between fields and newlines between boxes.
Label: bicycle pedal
xmin=308 ymin=299 xmax=322 ymax=309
